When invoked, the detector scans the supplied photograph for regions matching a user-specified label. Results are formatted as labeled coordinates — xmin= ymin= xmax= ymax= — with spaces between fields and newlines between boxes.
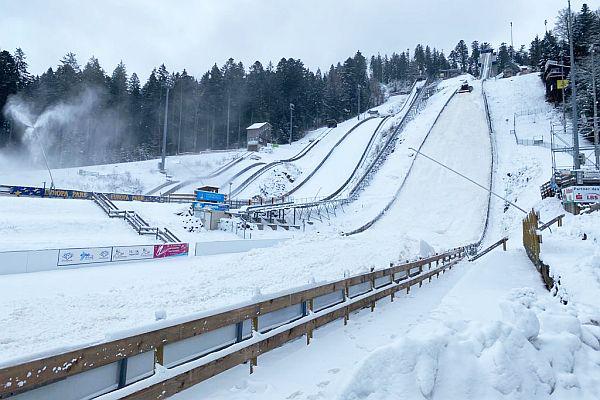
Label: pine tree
xmin=0 ymin=50 xmax=19 ymax=145
xmin=454 ymin=40 xmax=469 ymax=72
xmin=13 ymin=48 xmax=32 ymax=90
xmin=497 ymin=43 xmax=510 ymax=71
xmin=470 ymin=41 xmax=480 ymax=76
xmin=573 ymin=4 xmax=600 ymax=58
xmin=81 ymin=56 xmax=107 ymax=87
xmin=529 ymin=36 xmax=543 ymax=70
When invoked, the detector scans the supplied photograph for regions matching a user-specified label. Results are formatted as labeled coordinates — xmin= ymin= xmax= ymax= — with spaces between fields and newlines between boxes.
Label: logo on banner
xmin=153 ymin=243 xmax=189 ymax=258
xmin=112 ymin=245 xmax=155 ymax=261
xmin=58 ymin=247 xmax=112 ymax=266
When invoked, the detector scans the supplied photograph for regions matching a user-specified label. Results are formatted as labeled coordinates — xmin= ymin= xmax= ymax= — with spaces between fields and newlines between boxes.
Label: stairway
xmin=91 ymin=192 xmax=180 ymax=243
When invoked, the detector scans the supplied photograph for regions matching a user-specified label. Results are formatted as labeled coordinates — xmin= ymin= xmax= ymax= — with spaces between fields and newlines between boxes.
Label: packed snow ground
xmin=0 ymin=196 xmax=155 ymax=251
xmin=175 ymin=250 xmax=600 ymax=400
xmin=0 ymin=150 xmax=244 ymax=195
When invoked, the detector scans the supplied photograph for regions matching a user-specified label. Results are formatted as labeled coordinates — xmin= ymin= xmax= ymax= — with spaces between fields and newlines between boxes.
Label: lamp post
xmin=568 ymin=0 xmax=580 ymax=170
xmin=357 ymin=84 xmax=361 ymax=120
xmin=229 ymin=182 xmax=233 ymax=205
xmin=160 ymin=85 xmax=170 ymax=173
xmin=289 ymin=103 xmax=295 ymax=145
xmin=591 ymin=44 xmax=599 ymax=169
xmin=510 ymin=22 xmax=514 ymax=62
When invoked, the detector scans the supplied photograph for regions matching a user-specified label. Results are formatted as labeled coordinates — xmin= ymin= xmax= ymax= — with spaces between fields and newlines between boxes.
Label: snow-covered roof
xmin=247 ymin=122 xmax=270 ymax=130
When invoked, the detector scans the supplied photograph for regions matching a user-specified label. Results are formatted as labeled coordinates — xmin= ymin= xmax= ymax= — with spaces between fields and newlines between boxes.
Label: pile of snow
xmin=339 ymin=287 xmax=600 ymax=400
xmin=538 ymin=198 xmax=600 ymax=324
xmin=258 ymin=164 xmax=300 ymax=197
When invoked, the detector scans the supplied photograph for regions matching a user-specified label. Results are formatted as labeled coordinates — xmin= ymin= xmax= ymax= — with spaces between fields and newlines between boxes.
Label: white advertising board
xmin=562 ymin=186 xmax=600 ymax=203
xmin=58 ymin=247 xmax=113 ymax=266
xmin=112 ymin=245 xmax=154 ymax=262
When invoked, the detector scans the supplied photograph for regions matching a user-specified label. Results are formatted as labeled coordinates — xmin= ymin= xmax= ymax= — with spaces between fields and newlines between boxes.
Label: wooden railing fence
xmin=0 ymin=246 xmax=473 ymax=399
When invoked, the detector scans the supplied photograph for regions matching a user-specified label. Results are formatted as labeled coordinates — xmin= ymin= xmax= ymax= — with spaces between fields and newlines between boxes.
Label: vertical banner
xmin=153 ymin=243 xmax=189 ymax=258
xmin=58 ymin=247 xmax=113 ymax=266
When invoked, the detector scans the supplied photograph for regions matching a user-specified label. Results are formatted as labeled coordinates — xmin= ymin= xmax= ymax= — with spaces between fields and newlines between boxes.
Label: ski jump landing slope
xmin=360 ymin=80 xmax=492 ymax=249
xmin=287 ymin=117 xmax=384 ymax=199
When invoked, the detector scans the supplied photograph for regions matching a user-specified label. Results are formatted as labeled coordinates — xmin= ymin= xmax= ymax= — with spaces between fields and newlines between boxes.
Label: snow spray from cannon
xmin=1 ymin=87 xmax=125 ymax=172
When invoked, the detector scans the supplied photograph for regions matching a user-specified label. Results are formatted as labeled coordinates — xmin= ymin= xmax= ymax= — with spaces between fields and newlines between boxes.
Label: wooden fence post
xmin=250 ymin=317 xmax=258 ymax=373
xmin=155 ymin=344 xmax=164 ymax=366
xmin=306 ymin=299 xmax=313 ymax=345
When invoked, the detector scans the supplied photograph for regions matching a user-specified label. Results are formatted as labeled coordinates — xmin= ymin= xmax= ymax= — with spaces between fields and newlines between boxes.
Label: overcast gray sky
xmin=0 ymin=0 xmax=589 ymax=80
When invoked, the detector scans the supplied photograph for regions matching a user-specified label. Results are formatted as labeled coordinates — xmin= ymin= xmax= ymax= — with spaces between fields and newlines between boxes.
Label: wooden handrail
xmin=469 ymin=237 xmax=508 ymax=261
xmin=0 ymin=248 xmax=466 ymax=397
xmin=538 ymin=214 xmax=564 ymax=231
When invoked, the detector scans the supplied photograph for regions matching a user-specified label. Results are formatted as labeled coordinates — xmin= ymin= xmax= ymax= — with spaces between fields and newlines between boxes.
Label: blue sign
xmin=195 ymin=190 xmax=225 ymax=203
xmin=194 ymin=201 xmax=229 ymax=211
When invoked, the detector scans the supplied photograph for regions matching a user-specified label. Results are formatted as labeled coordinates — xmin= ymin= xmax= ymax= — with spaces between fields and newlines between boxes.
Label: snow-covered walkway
xmin=175 ymin=247 xmax=600 ymax=399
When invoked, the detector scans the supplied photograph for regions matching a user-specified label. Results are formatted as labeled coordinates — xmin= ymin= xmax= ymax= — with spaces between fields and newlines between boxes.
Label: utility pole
xmin=161 ymin=86 xmax=170 ymax=173
xmin=177 ymin=81 xmax=183 ymax=154
xmin=591 ymin=44 xmax=599 ymax=169
xmin=568 ymin=0 xmax=580 ymax=170
xmin=226 ymin=89 xmax=231 ymax=149
xmin=510 ymin=22 xmax=514 ymax=62
xmin=289 ymin=103 xmax=295 ymax=145
xmin=357 ymin=84 xmax=361 ymax=120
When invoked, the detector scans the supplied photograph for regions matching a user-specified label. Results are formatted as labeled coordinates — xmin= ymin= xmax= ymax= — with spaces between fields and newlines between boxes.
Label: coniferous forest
xmin=0 ymin=3 xmax=598 ymax=168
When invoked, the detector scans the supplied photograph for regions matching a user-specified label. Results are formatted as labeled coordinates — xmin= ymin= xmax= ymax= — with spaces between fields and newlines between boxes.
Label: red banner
xmin=153 ymin=243 xmax=189 ymax=258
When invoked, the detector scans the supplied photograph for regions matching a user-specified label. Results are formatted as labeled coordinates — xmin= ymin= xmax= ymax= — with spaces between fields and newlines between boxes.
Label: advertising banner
xmin=153 ymin=243 xmax=189 ymax=258
xmin=5 ymin=185 xmax=165 ymax=202
xmin=112 ymin=245 xmax=155 ymax=262
xmin=195 ymin=190 xmax=225 ymax=203
xmin=58 ymin=246 xmax=113 ymax=266
xmin=562 ymin=186 xmax=600 ymax=203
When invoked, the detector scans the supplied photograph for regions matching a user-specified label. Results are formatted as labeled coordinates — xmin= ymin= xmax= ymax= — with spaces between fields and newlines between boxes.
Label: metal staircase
xmin=92 ymin=192 xmax=180 ymax=243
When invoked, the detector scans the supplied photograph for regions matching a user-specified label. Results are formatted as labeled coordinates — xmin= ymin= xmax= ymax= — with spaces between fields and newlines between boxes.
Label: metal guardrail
xmin=0 ymin=247 xmax=469 ymax=399
xmin=477 ymin=81 xmax=497 ymax=248
xmin=346 ymin=80 xmax=432 ymax=200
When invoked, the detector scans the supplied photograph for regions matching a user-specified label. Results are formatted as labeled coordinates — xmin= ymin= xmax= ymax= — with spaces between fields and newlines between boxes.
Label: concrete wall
xmin=194 ymin=238 xmax=288 ymax=256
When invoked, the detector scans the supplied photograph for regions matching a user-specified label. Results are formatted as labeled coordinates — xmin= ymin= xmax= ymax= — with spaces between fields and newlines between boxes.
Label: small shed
xmin=246 ymin=122 xmax=272 ymax=151
xmin=439 ymin=69 xmax=462 ymax=79
xmin=502 ymin=63 xmax=521 ymax=78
